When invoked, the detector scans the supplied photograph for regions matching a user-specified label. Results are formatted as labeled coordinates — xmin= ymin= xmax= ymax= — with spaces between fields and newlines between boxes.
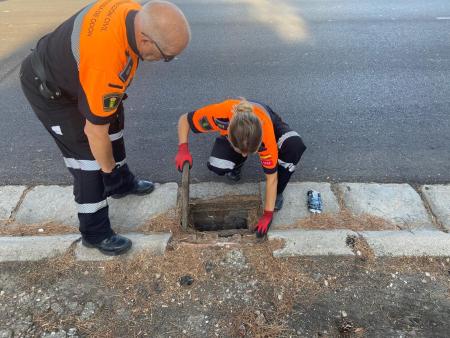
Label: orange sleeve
xmin=78 ymin=66 xmax=126 ymax=124
xmin=257 ymin=112 xmax=279 ymax=174
xmin=259 ymin=136 xmax=278 ymax=174
xmin=76 ymin=1 xmax=140 ymax=124
xmin=187 ymin=100 xmax=236 ymax=134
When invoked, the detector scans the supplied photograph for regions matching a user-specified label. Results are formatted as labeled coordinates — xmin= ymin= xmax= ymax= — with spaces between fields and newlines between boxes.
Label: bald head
xmin=135 ymin=1 xmax=191 ymax=61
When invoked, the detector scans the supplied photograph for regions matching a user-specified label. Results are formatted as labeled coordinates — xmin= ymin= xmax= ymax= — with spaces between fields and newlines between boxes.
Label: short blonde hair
xmin=228 ymin=99 xmax=262 ymax=154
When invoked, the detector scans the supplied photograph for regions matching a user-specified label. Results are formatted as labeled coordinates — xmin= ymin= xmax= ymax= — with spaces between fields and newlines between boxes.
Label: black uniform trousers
xmin=207 ymin=135 xmax=306 ymax=195
xmin=19 ymin=54 xmax=125 ymax=243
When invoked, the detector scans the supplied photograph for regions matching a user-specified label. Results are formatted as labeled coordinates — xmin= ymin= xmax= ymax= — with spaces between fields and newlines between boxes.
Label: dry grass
xmin=345 ymin=234 xmax=376 ymax=263
xmin=354 ymin=236 xmax=375 ymax=262
xmin=232 ymin=308 xmax=289 ymax=337
xmin=100 ymin=244 xmax=210 ymax=304
xmin=243 ymin=239 xmax=323 ymax=314
xmin=25 ymin=240 xmax=80 ymax=284
xmin=135 ymin=209 xmax=192 ymax=238
xmin=277 ymin=210 xmax=398 ymax=231
xmin=34 ymin=309 xmax=128 ymax=338
xmin=0 ymin=222 xmax=77 ymax=236
xmin=16 ymin=227 xmax=450 ymax=337
xmin=377 ymin=256 xmax=450 ymax=276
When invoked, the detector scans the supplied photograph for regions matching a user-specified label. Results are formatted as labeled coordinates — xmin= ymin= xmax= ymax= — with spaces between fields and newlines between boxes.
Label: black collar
xmin=126 ymin=10 xmax=142 ymax=60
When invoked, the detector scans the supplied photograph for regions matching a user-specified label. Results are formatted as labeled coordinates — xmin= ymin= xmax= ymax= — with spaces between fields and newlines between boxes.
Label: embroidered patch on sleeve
xmin=213 ymin=117 xmax=230 ymax=130
xmin=258 ymin=142 xmax=268 ymax=152
xmin=119 ymin=53 xmax=134 ymax=82
xmin=103 ymin=93 xmax=124 ymax=112
xmin=199 ymin=116 xmax=213 ymax=130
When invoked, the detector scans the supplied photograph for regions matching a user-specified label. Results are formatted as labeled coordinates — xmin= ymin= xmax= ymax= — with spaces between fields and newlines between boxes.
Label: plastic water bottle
xmin=307 ymin=190 xmax=323 ymax=214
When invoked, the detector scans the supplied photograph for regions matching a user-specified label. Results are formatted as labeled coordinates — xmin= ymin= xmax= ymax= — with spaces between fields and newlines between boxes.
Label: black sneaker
xmin=82 ymin=234 xmax=132 ymax=256
xmin=111 ymin=179 xmax=154 ymax=199
xmin=274 ymin=193 xmax=284 ymax=211
xmin=224 ymin=164 xmax=243 ymax=182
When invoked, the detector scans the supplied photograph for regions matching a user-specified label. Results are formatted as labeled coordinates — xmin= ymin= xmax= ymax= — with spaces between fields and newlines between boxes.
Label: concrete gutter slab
xmin=262 ymin=182 xmax=340 ymax=228
xmin=0 ymin=235 xmax=79 ymax=262
xmin=15 ymin=186 xmax=77 ymax=226
xmin=268 ymin=229 xmax=356 ymax=257
xmin=0 ymin=185 xmax=26 ymax=222
xmin=337 ymin=183 xmax=434 ymax=230
xmin=189 ymin=182 xmax=259 ymax=200
xmin=13 ymin=183 xmax=178 ymax=230
xmin=361 ymin=230 xmax=450 ymax=257
xmin=421 ymin=185 xmax=450 ymax=231
xmin=75 ymin=233 xmax=172 ymax=261
xmin=109 ymin=183 xmax=178 ymax=229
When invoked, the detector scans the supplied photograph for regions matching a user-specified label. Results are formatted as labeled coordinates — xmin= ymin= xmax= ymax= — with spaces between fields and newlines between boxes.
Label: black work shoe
xmin=225 ymin=165 xmax=243 ymax=182
xmin=82 ymin=234 xmax=132 ymax=256
xmin=274 ymin=193 xmax=284 ymax=211
xmin=111 ymin=179 xmax=155 ymax=199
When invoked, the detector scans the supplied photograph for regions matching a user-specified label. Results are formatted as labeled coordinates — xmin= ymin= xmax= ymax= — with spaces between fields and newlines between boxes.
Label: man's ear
xmin=139 ymin=32 xmax=152 ymax=44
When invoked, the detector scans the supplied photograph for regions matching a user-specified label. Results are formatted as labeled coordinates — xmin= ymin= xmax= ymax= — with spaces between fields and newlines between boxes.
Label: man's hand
xmin=255 ymin=210 xmax=274 ymax=237
xmin=84 ymin=120 xmax=116 ymax=173
xmin=175 ymin=143 xmax=193 ymax=172
xmin=102 ymin=164 xmax=135 ymax=197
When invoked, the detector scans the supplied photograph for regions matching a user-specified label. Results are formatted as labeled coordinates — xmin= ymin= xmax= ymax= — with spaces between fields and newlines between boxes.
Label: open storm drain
xmin=189 ymin=195 xmax=262 ymax=232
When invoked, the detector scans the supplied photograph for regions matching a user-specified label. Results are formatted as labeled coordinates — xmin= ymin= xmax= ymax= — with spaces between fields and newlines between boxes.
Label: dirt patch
xmin=100 ymin=245 xmax=209 ymax=304
xmin=243 ymin=239 xmax=324 ymax=316
xmin=278 ymin=210 xmax=398 ymax=231
xmin=3 ymin=238 xmax=450 ymax=337
xmin=345 ymin=234 xmax=375 ymax=262
xmin=232 ymin=308 xmax=289 ymax=337
xmin=21 ymin=239 xmax=80 ymax=285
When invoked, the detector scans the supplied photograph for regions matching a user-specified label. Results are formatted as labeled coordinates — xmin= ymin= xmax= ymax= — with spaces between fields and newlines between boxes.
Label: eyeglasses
xmin=141 ymin=32 xmax=176 ymax=62
xmin=153 ymin=40 xmax=175 ymax=62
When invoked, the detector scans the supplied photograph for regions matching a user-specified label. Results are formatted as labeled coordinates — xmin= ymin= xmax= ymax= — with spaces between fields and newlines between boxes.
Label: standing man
xmin=20 ymin=0 xmax=191 ymax=255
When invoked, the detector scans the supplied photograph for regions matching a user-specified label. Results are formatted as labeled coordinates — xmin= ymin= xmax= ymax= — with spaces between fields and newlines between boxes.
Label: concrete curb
xmin=0 ymin=235 xmax=80 ymax=262
xmin=263 ymin=182 xmax=340 ymax=228
xmin=0 ymin=233 xmax=172 ymax=262
xmin=1 ymin=182 xmax=450 ymax=261
xmin=361 ymin=230 xmax=450 ymax=257
xmin=75 ymin=232 xmax=172 ymax=261
xmin=0 ymin=185 xmax=26 ymax=222
xmin=337 ymin=183 xmax=434 ymax=229
xmin=421 ymin=185 xmax=450 ymax=231
xmin=269 ymin=230 xmax=450 ymax=258
xmin=268 ymin=229 xmax=357 ymax=257
xmin=8 ymin=183 xmax=178 ymax=229
xmin=2 ymin=182 xmax=450 ymax=230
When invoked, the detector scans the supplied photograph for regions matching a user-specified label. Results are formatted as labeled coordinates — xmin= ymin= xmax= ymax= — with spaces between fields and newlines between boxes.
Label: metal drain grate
xmin=189 ymin=195 xmax=261 ymax=232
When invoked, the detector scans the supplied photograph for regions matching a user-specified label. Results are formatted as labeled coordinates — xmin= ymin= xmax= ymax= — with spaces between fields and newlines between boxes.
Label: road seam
xmin=414 ymin=184 xmax=446 ymax=232
xmin=7 ymin=185 xmax=33 ymax=224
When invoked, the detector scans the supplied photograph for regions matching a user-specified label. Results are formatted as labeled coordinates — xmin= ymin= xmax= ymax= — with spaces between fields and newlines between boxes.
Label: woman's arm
xmin=264 ymin=172 xmax=278 ymax=212
xmin=177 ymin=113 xmax=190 ymax=144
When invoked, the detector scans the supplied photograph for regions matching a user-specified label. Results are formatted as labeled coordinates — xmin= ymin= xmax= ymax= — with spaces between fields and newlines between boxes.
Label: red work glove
xmin=175 ymin=143 xmax=193 ymax=172
xmin=255 ymin=210 xmax=274 ymax=237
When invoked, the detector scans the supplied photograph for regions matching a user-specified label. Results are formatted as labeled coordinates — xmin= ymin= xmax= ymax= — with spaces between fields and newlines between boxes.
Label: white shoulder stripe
xmin=71 ymin=4 xmax=94 ymax=69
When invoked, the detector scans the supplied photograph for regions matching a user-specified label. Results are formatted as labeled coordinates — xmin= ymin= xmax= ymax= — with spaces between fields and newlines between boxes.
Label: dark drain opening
xmin=189 ymin=195 xmax=261 ymax=232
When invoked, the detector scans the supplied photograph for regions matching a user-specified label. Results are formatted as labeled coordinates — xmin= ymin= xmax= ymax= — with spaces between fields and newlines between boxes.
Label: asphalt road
xmin=0 ymin=0 xmax=449 ymax=185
